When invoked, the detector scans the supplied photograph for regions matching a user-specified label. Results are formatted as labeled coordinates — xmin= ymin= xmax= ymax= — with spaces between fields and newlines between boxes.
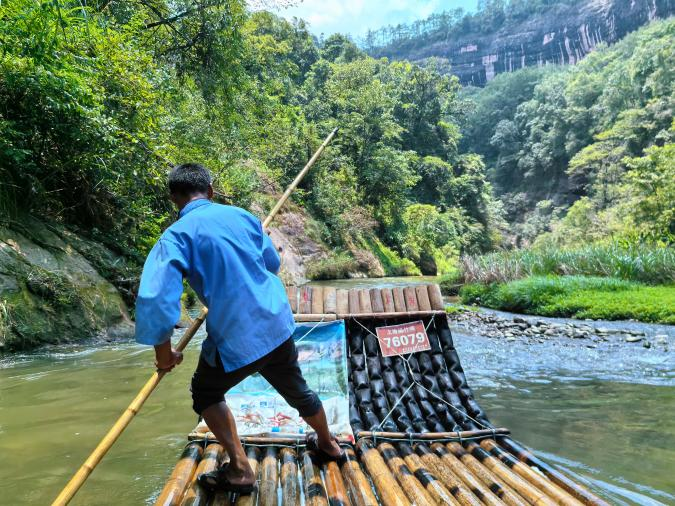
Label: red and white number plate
xmin=375 ymin=321 xmax=431 ymax=357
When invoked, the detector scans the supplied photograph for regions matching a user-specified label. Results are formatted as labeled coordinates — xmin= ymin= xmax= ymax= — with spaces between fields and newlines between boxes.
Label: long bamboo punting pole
xmin=154 ymin=443 xmax=204 ymax=506
xmin=52 ymin=128 xmax=338 ymax=506
xmin=340 ymin=447 xmax=379 ymax=506
xmin=480 ymin=440 xmax=584 ymax=506
xmin=499 ymin=438 xmax=610 ymax=506
xmin=444 ymin=442 xmax=527 ymax=506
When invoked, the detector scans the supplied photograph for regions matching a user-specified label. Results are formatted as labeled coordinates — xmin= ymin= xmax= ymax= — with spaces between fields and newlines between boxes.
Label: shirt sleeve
xmin=262 ymin=232 xmax=281 ymax=275
xmin=134 ymin=239 xmax=188 ymax=346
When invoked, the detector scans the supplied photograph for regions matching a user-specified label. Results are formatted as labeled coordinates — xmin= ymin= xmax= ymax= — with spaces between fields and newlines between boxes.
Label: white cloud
xmin=259 ymin=0 xmax=473 ymax=38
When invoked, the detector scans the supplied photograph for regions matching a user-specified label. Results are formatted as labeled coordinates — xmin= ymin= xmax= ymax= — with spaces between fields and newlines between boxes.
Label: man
xmin=135 ymin=163 xmax=342 ymax=494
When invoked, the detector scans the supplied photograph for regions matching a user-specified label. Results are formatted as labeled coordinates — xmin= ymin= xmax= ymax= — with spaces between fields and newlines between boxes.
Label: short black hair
xmin=168 ymin=163 xmax=212 ymax=196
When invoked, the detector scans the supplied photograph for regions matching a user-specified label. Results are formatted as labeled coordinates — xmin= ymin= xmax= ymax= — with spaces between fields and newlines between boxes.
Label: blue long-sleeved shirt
xmin=134 ymin=199 xmax=296 ymax=371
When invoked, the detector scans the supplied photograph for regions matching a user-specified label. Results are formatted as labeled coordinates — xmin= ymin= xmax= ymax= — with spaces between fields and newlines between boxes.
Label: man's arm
xmin=135 ymin=239 xmax=188 ymax=370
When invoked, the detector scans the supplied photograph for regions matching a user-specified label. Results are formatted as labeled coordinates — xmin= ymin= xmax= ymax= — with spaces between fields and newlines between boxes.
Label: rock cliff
xmin=373 ymin=0 xmax=673 ymax=86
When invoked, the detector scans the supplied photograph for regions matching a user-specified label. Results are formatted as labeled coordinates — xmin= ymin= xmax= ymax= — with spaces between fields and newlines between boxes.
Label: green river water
xmin=1 ymin=278 xmax=673 ymax=505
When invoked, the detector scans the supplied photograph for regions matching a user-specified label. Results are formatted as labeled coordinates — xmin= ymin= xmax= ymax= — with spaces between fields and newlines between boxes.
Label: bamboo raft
xmin=156 ymin=283 xmax=610 ymax=506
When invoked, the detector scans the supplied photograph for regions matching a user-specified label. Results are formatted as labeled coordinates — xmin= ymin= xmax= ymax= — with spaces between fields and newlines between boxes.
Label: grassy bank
xmin=461 ymin=242 xmax=674 ymax=285
xmin=460 ymin=276 xmax=675 ymax=324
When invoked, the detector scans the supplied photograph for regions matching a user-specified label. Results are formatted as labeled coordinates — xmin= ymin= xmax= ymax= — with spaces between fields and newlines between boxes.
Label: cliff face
xmin=376 ymin=0 xmax=673 ymax=86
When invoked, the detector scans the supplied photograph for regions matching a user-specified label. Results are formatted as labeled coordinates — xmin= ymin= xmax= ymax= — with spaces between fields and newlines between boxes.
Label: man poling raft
xmin=52 ymin=127 xmax=338 ymax=505
xmin=136 ymin=162 xmax=344 ymax=494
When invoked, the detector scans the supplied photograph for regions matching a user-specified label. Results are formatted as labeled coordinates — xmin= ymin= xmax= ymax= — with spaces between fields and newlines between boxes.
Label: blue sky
xmin=270 ymin=0 xmax=476 ymax=39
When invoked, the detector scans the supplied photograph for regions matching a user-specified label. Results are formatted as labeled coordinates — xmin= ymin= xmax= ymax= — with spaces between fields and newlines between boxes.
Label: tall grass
xmin=461 ymin=242 xmax=674 ymax=285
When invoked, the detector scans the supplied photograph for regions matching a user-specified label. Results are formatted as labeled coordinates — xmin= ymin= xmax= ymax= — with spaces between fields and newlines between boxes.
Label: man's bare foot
xmin=224 ymin=462 xmax=256 ymax=486
xmin=318 ymin=437 xmax=343 ymax=459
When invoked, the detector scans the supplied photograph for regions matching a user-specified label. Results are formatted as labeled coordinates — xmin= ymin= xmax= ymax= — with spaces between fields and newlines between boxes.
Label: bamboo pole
xmin=232 ymin=447 xmax=261 ymax=506
xmin=259 ymin=447 xmax=279 ymax=506
xmin=301 ymin=451 xmax=329 ymax=506
xmin=323 ymin=459 xmax=352 ymax=506
xmin=499 ymin=438 xmax=610 ymax=506
xmin=180 ymin=443 xmax=223 ymax=506
xmin=263 ymin=127 xmax=338 ymax=229
xmin=480 ymin=440 xmax=584 ymax=506
xmin=52 ymin=127 xmax=338 ymax=506
xmin=356 ymin=440 xmax=410 ymax=506
xmin=421 ymin=443 xmax=506 ymax=506
xmin=445 ymin=442 xmax=527 ymax=506
xmin=356 ymin=428 xmax=510 ymax=441
xmin=397 ymin=443 xmax=459 ymax=505
xmin=280 ymin=447 xmax=301 ymax=506
xmin=377 ymin=442 xmax=435 ymax=506
xmin=340 ymin=447 xmax=379 ymax=506
xmin=154 ymin=443 xmax=204 ymax=506
xmin=464 ymin=442 xmax=557 ymax=506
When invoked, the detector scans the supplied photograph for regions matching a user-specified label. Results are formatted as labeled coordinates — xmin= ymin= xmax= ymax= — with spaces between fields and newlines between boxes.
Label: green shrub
xmin=363 ymin=237 xmax=421 ymax=276
xmin=305 ymin=252 xmax=359 ymax=280
xmin=460 ymin=275 xmax=675 ymax=323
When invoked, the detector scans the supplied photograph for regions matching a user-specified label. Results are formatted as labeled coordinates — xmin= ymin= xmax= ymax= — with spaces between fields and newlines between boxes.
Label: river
xmin=0 ymin=278 xmax=673 ymax=505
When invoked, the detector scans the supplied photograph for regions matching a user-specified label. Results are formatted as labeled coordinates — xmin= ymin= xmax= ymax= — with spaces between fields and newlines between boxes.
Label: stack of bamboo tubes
xmin=155 ymin=437 xmax=609 ymax=506
xmin=287 ymin=283 xmax=445 ymax=321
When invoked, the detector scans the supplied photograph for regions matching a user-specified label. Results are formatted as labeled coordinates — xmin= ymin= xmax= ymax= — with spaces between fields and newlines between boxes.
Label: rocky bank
xmin=448 ymin=306 xmax=671 ymax=351
xmin=0 ymin=217 xmax=135 ymax=351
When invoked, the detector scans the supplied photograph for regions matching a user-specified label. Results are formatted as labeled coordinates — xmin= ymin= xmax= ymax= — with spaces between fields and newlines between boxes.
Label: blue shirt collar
xmin=179 ymin=198 xmax=211 ymax=218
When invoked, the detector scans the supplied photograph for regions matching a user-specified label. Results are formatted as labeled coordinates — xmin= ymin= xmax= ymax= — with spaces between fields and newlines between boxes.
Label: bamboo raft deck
xmin=156 ymin=284 xmax=610 ymax=506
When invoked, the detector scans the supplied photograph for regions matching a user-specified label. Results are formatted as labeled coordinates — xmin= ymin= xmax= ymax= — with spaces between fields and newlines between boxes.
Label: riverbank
xmin=447 ymin=304 xmax=672 ymax=351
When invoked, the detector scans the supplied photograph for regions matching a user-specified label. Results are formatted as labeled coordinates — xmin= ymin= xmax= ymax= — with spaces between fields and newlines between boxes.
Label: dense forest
xmin=0 ymin=0 xmax=502 ymax=282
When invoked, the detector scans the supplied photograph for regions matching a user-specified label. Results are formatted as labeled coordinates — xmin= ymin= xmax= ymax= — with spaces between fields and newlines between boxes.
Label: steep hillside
xmin=368 ymin=0 xmax=673 ymax=85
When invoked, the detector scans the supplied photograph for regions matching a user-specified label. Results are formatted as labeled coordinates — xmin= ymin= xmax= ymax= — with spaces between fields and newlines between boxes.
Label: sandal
xmin=306 ymin=433 xmax=346 ymax=464
xmin=197 ymin=464 xmax=256 ymax=495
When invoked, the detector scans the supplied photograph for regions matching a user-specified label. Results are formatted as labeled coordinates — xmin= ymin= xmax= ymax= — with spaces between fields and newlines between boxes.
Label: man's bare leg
xmin=303 ymin=406 xmax=343 ymax=458
xmin=202 ymin=401 xmax=255 ymax=485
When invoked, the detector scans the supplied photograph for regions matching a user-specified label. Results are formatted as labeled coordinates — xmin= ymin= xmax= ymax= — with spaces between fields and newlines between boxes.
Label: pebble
xmin=625 ymin=335 xmax=643 ymax=343
xmin=654 ymin=335 xmax=668 ymax=344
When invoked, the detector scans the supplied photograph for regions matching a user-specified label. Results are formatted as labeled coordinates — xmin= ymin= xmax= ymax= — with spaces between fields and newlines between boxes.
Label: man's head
xmin=168 ymin=163 xmax=214 ymax=210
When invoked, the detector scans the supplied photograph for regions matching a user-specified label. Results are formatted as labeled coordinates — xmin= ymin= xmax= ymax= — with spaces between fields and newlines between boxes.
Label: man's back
xmin=135 ymin=199 xmax=295 ymax=371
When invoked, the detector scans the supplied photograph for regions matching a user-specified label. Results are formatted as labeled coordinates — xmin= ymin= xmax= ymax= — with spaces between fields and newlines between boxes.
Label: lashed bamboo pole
xmin=480 ymin=440 xmax=584 ymax=506
xmin=323 ymin=459 xmax=352 ymax=506
xmin=421 ymin=443 xmax=506 ymax=506
xmin=445 ymin=442 xmax=527 ymax=506
xmin=500 ymin=438 xmax=610 ymax=506
xmin=301 ymin=451 xmax=329 ymax=506
xmin=180 ymin=443 xmax=223 ymax=506
xmin=340 ymin=447 xmax=379 ymax=506
xmin=377 ymin=442 xmax=435 ymax=506
xmin=259 ymin=447 xmax=279 ymax=506
xmin=233 ymin=447 xmax=261 ymax=506
xmin=465 ymin=442 xmax=557 ymax=506
xmin=280 ymin=447 xmax=301 ymax=506
xmin=52 ymin=127 xmax=338 ymax=506
xmin=154 ymin=443 xmax=204 ymax=506
xmin=356 ymin=428 xmax=510 ymax=441
xmin=397 ymin=443 xmax=459 ymax=505
xmin=356 ymin=440 xmax=410 ymax=506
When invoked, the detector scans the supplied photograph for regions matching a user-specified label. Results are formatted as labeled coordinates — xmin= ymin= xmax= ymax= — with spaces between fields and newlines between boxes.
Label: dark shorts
xmin=191 ymin=337 xmax=322 ymax=417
